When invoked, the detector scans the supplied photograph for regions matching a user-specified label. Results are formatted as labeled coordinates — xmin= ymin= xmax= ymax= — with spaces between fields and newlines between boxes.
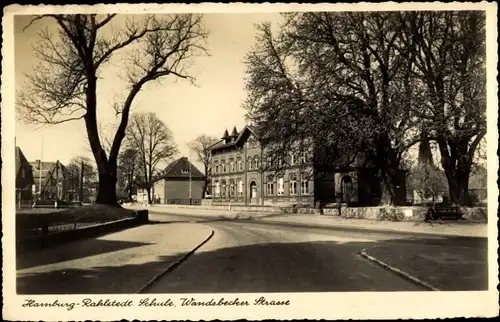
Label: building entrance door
xmin=250 ymin=181 xmax=257 ymax=203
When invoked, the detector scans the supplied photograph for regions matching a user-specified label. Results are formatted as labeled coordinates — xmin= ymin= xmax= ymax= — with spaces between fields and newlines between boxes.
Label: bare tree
xmin=400 ymin=11 xmax=486 ymax=205
xmin=117 ymin=146 xmax=140 ymax=201
xmin=17 ymin=14 xmax=208 ymax=205
xmin=127 ymin=112 xmax=178 ymax=203
xmin=188 ymin=134 xmax=218 ymax=198
xmin=67 ymin=155 xmax=97 ymax=201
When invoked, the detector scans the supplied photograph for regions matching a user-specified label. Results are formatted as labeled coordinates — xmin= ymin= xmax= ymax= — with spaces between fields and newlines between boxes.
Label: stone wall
xmin=322 ymin=206 xmax=487 ymax=222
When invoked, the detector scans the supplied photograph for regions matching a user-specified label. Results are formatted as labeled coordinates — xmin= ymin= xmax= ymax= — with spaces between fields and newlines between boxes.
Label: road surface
xmin=143 ymin=211 xmax=486 ymax=293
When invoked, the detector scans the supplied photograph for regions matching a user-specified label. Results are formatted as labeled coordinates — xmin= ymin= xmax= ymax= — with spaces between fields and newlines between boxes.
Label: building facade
xmin=210 ymin=126 xmax=318 ymax=206
xmin=29 ymin=160 xmax=71 ymax=201
xmin=210 ymin=126 xmax=406 ymax=207
xmin=152 ymin=157 xmax=205 ymax=205
xmin=15 ymin=146 xmax=35 ymax=205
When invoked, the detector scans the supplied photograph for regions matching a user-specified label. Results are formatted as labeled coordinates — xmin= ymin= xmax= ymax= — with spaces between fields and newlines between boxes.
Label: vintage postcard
xmin=2 ymin=2 xmax=499 ymax=321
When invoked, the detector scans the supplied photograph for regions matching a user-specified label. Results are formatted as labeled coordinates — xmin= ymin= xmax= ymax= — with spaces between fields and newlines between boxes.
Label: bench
xmin=425 ymin=205 xmax=463 ymax=221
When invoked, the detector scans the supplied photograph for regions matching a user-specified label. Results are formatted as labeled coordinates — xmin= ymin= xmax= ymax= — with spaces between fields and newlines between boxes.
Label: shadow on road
xmin=144 ymin=237 xmax=488 ymax=293
xmin=17 ymin=239 xmax=153 ymax=270
xmin=17 ymin=233 xmax=488 ymax=294
xmin=17 ymin=250 xmax=184 ymax=294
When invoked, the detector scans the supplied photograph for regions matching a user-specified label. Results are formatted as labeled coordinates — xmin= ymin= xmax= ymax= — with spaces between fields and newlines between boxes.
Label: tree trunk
xmin=374 ymin=133 xmax=401 ymax=205
xmin=147 ymin=187 xmax=152 ymax=204
xmin=438 ymin=137 xmax=473 ymax=206
xmin=96 ymin=172 xmax=118 ymax=206
xmin=202 ymin=165 xmax=209 ymax=199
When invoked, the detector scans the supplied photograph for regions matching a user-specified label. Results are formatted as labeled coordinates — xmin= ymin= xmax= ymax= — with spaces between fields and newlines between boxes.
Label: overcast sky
xmin=14 ymin=13 xmax=284 ymax=171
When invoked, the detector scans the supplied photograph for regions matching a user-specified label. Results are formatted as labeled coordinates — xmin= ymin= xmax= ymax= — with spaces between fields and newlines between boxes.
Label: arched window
xmin=237 ymin=178 xmax=243 ymax=196
xmin=214 ymin=161 xmax=219 ymax=174
xmin=289 ymin=173 xmax=297 ymax=195
xmin=248 ymin=157 xmax=253 ymax=170
xmin=221 ymin=180 xmax=227 ymax=198
xmin=237 ymin=157 xmax=243 ymax=171
xmin=229 ymin=179 xmax=235 ymax=198
xmin=277 ymin=176 xmax=284 ymax=195
xmin=229 ymin=158 xmax=235 ymax=172
xmin=266 ymin=175 xmax=275 ymax=195
xmin=300 ymin=173 xmax=309 ymax=195
xmin=214 ymin=181 xmax=220 ymax=197
xmin=221 ymin=160 xmax=226 ymax=173
xmin=253 ymin=156 xmax=259 ymax=170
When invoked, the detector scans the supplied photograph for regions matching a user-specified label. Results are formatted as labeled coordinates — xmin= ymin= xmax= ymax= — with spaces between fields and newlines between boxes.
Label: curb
xmin=359 ymin=248 xmax=441 ymax=291
xmin=136 ymin=228 xmax=215 ymax=293
xmin=253 ymin=219 xmax=487 ymax=239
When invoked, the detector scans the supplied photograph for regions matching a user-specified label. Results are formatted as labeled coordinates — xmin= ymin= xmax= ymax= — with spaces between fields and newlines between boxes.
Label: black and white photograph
xmin=2 ymin=2 xmax=498 ymax=321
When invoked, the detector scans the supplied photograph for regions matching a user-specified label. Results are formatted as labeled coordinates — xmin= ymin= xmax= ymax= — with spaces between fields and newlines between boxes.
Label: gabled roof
xmin=155 ymin=157 xmax=205 ymax=181
xmin=210 ymin=125 xmax=261 ymax=152
xmin=16 ymin=146 xmax=35 ymax=187
xmin=29 ymin=161 xmax=58 ymax=180
xmin=234 ymin=125 xmax=260 ymax=145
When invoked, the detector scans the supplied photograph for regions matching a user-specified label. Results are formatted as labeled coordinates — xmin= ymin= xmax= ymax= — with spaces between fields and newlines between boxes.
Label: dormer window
xmin=182 ymin=169 xmax=189 ymax=174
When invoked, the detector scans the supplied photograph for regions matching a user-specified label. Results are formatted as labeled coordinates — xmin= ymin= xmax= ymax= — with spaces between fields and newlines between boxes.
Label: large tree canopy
xmin=17 ymin=14 xmax=208 ymax=205
xmin=244 ymin=11 xmax=486 ymax=205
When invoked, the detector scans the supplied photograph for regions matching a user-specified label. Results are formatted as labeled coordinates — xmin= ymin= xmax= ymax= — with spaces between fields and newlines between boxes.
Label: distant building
xmin=209 ymin=125 xmax=406 ymax=207
xmin=152 ymin=157 xmax=205 ymax=205
xmin=15 ymin=146 xmax=35 ymax=204
xmin=29 ymin=160 xmax=71 ymax=201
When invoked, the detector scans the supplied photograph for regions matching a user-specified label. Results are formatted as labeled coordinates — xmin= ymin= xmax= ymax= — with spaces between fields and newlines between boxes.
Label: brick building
xmin=210 ymin=126 xmax=406 ymax=207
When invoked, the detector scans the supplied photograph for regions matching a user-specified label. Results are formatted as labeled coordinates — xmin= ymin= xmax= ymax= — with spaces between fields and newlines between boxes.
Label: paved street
xmin=16 ymin=210 xmax=488 ymax=294
xmin=144 ymin=211 xmax=488 ymax=293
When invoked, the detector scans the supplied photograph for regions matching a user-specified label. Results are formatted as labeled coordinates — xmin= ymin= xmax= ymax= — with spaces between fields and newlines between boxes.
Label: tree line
xmin=243 ymin=11 xmax=486 ymax=205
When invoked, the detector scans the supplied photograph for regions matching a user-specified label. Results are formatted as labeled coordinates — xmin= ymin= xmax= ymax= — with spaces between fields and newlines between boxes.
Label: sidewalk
xmin=259 ymin=214 xmax=488 ymax=238
xmin=363 ymin=243 xmax=488 ymax=291
xmin=16 ymin=222 xmax=213 ymax=294
xmin=138 ymin=205 xmax=488 ymax=238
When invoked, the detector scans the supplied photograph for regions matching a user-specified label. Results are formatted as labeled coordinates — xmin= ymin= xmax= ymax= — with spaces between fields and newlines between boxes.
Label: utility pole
xmin=80 ymin=160 xmax=84 ymax=203
xmin=39 ymin=136 xmax=43 ymax=200
xmin=189 ymin=155 xmax=192 ymax=205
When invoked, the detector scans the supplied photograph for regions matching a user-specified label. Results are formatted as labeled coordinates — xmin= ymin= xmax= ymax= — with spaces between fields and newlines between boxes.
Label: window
xmin=222 ymin=160 xmax=226 ymax=173
xmin=221 ymin=180 xmax=227 ymax=198
xmin=267 ymin=178 xmax=274 ymax=195
xmin=290 ymin=153 xmax=295 ymax=165
xmin=214 ymin=162 xmax=219 ymax=174
xmin=229 ymin=179 xmax=235 ymax=197
xmin=214 ymin=181 xmax=220 ymax=197
xmin=290 ymin=173 xmax=297 ymax=195
xmin=237 ymin=179 xmax=243 ymax=196
xmin=253 ymin=157 xmax=259 ymax=170
xmin=237 ymin=157 xmax=243 ymax=171
xmin=301 ymin=173 xmax=309 ymax=195
xmin=266 ymin=157 xmax=272 ymax=168
xmin=300 ymin=152 xmax=307 ymax=164
xmin=248 ymin=157 xmax=253 ymax=170
xmin=229 ymin=158 xmax=235 ymax=172
xmin=181 ymin=168 xmax=189 ymax=174
xmin=277 ymin=177 xmax=284 ymax=195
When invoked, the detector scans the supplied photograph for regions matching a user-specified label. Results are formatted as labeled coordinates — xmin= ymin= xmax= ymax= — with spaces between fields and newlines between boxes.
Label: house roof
xmin=29 ymin=161 xmax=58 ymax=180
xmin=210 ymin=125 xmax=260 ymax=151
xmin=155 ymin=157 xmax=205 ymax=181
xmin=15 ymin=147 xmax=27 ymax=177
xmin=16 ymin=146 xmax=35 ymax=187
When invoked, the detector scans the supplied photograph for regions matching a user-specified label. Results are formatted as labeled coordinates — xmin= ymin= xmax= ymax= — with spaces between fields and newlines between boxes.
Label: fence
xmin=165 ymin=198 xmax=202 ymax=205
